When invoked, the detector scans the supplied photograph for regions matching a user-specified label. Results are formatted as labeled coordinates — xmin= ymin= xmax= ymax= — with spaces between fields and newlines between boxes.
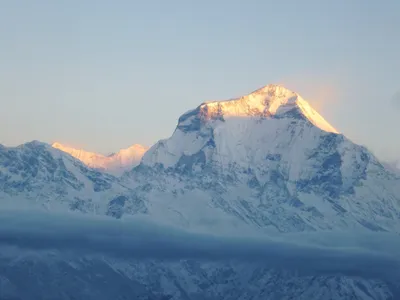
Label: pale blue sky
xmin=1 ymin=0 xmax=399 ymax=160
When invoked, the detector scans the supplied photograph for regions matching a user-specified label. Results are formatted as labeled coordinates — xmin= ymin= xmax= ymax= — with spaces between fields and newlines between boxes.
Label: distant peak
xmin=19 ymin=140 xmax=51 ymax=150
xmin=52 ymin=142 xmax=148 ymax=175
xmin=51 ymin=142 xmax=68 ymax=149
xmin=27 ymin=140 xmax=49 ymax=147
xmin=52 ymin=142 xmax=148 ymax=156
xmin=123 ymin=144 xmax=148 ymax=151
xmin=52 ymin=142 xmax=87 ymax=152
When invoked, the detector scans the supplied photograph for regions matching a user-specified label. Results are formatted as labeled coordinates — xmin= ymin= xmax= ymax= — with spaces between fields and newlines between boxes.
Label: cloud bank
xmin=0 ymin=209 xmax=399 ymax=284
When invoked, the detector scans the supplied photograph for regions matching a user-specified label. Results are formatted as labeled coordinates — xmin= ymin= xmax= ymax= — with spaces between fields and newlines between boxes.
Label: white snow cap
xmin=52 ymin=143 xmax=148 ymax=175
xmin=142 ymin=84 xmax=339 ymax=169
xmin=191 ymin=84 xmax=338 ymax=133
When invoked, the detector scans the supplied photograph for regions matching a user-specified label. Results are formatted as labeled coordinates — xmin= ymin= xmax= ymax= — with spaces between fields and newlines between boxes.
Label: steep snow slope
xmin=52 ymin=142 xmax=148 ymax=175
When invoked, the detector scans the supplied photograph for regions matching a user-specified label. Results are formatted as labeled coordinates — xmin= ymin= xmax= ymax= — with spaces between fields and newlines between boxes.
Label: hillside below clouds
xmin=52 ymin=142 xmax=148 ymax=175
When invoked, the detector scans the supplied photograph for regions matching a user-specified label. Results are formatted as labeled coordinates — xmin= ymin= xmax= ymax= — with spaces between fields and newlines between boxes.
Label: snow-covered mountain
xmin=123 ymin=84 xmax=400 ymax=234
xmin=1 ymin=84 xmax=400 ymax=299
xmin=0 ymin=141 xmax=138 ymax=216
xmin=52 ymin=142 xmax=148 ymax=175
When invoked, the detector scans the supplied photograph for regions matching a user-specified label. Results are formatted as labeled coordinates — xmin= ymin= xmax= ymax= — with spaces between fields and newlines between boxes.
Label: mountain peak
xmin=199 ymin=83 xmax=297 ymax=114
xmin=180 ymin=84 xmax=338 ymax=134
xmin=23 ymin=140 xmax=50 ymax=148
xmin=52 ymin=142 xmax=148 ymax=175
xmin=248 ymin=83 xmax=297 ymax=97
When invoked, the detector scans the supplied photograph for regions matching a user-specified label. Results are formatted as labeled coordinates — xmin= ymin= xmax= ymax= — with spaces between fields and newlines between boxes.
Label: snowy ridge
xmin=52 ymin=142 xmax=148 ymax=175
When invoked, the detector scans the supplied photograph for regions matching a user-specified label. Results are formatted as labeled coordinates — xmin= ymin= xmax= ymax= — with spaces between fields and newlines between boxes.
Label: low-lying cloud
xmin=0 ymin=209 xmax=399 ymax=284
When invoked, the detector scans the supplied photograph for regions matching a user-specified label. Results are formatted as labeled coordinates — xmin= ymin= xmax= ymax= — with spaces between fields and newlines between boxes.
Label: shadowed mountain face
xmin=0 ymin=254 xmax=396 ymax=300
xmin=1 ymin=84 xmax=400 ymax=299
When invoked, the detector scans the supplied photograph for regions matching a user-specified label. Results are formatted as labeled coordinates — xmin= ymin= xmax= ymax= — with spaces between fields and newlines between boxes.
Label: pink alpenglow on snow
xmin=52 ymin=142 xmax=148 ymax=175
